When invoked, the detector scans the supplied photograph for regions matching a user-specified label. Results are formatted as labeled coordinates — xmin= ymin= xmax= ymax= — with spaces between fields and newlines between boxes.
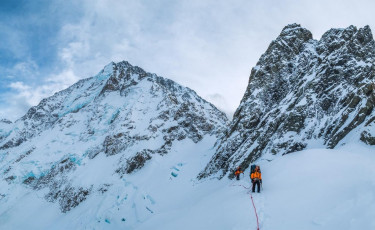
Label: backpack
xmin=250 ymin=164 xmax=261 ymax=174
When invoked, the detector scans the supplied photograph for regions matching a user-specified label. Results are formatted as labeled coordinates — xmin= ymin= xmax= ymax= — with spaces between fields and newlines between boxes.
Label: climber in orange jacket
xmin=234 ymin=166 xmax=243 ymax=180
xmin=250 ymin=166 xmax=262 ymax=193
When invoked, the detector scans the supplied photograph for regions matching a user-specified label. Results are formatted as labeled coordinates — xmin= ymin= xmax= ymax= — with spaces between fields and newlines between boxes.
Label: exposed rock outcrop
xmin=200 ymin=24 xmax=375 ymax=179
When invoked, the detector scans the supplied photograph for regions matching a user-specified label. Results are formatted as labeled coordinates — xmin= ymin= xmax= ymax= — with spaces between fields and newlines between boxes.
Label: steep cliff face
xmin=200 ymin=24 xmax=375 ymax=179
xmin=0 ymin=61 xmax=228 ymax=212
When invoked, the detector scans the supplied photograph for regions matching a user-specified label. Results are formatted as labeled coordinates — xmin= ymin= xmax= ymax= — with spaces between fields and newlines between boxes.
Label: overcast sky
xmin=1 ymin=0 xmax=375 ymax=121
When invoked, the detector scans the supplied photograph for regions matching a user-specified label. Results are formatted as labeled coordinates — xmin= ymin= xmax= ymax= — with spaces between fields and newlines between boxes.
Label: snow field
xmin=1 ymin=137 xmax=374 ymax=230
xmin=260 ymin=143 xmax=375 ymax=230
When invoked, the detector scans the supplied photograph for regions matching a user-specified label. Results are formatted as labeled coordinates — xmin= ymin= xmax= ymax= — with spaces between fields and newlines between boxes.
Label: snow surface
xmin=1 ymin=137 xmax=374 ymax=230
xmin=261 ymin=143 xmax=375 ymax=230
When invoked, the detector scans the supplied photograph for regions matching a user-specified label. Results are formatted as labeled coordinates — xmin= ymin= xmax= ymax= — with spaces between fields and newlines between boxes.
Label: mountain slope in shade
xmin=200 ymin=24 xmax=375 ymax=179
xmin=0 ymin=60 xmax=228 ymax=214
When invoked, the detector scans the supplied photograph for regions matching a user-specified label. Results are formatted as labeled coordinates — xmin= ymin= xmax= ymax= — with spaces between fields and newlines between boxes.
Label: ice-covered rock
xmin=200 ymin=24 xmax=375 ymax=179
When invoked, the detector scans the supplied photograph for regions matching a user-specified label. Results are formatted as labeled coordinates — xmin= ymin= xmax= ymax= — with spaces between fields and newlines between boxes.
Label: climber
xmin=234 ymin=166 xmax=243 ymax=180
xmin=250 ymin=165 xmax=262 ymax=193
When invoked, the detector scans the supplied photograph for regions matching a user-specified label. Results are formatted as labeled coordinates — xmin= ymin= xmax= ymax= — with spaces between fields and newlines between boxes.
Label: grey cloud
xmin=2 ymin=0 xmax=375 ymax=120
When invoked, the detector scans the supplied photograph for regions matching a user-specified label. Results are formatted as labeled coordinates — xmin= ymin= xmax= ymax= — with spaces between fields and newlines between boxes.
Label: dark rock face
xmin=116 ymin=150 xmax=153 ymax=175
xmin=0 ymin=119 xmax=12 ymax=124
xmin=0 ymin=61 xmax=228 ymax=212
xmin=200 ymin=24 xmax=375 ymax=179
xmin=48 ymin=186 xmax=91 ymax=213
xmin=361 ymin=130 xmax=375 ymax=145
xmin=20 ymin=157 xmax=92 ymax=212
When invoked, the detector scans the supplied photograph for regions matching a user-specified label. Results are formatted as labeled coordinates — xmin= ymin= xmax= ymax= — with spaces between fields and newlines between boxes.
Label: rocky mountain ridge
xmin=200 ymin=23 xmax=375 ymax=179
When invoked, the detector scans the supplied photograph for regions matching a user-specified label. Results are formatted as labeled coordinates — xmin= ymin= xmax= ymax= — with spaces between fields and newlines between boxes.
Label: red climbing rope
xmin=230 ymin=183 xmax=260 ymax=230
xmin=250 ymin=192 xmax=260 ymax=230
xmin=230 ymin=184 xmax=250 ymax=189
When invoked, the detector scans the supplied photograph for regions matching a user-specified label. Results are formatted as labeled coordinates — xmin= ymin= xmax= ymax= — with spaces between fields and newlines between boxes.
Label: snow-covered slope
xmin=200 ymin=24 xmax=375 ymax=178
xmin=2 ymin=140 xmax=373 ymax=230
xmin=0 ymin=61 xmax=228 ymax=220
xmin=0 ymin=136 xmax=224 ymax=229
xmin=260 ymin=144 xmax=375 ymax=230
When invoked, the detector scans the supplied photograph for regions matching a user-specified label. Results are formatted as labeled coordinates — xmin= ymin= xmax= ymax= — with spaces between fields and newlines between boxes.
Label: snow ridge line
xmin=230 ymin=183 xmax=260 ymax=230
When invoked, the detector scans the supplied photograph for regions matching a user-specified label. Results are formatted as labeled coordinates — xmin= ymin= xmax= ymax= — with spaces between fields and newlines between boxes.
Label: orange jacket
xmin=250 ymin=171 xmax=262 ymax=180
xmin=235 ymin=169 xmax=243 ymax=175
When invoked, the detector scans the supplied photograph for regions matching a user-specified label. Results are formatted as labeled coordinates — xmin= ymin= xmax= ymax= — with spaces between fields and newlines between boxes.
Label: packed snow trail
xmin=230 ymin=181 xmax=262 ymax=230
xmin=250 ymin=192 xmax=260 ymax=230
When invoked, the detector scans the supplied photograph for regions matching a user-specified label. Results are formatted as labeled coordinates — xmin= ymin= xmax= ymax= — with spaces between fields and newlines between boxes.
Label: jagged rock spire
xmin=200 ymin=24 xmax=375 ymax=179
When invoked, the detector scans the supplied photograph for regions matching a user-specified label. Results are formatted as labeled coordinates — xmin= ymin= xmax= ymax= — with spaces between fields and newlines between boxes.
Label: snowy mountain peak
xmin=279 ymin=23 xmax=312 ymax=39
xmin=262 ymin=23 xmax=312 ymax=59
xmin=320 ymin=25 xmax=373 ymax=44
xmin=0 ymin=60 xmax=228 ymax=214
xmin=318 ymin=25 xmax=375 ymax=58
xmin=200 ymin=24 xmax=375 ymax=179
xmin=100 ymin=61 xmax=149 ymax=94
